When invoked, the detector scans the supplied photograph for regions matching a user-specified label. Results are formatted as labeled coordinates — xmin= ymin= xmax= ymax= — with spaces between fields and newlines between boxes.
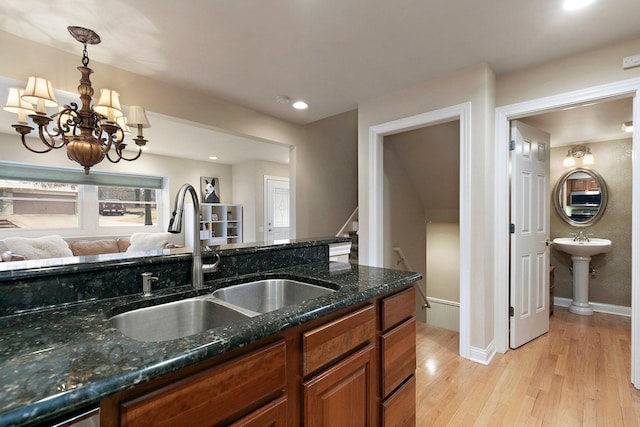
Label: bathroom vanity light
xmin=563 ymin=145 xmax=594 ymax=167
xmin=3 ymin=26 xmax=151 ymax=175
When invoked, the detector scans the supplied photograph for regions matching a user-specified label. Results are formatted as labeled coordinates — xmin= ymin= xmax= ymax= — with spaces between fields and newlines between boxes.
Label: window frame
xmin=0 ymin=162 xmax=167 ymax=239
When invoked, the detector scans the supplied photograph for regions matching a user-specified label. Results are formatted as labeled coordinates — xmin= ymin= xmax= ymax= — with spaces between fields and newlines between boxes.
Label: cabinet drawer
xmin=302 ymin=305 xmax=375 ymax=377
xmin=381 ymin=318 xmax=416 ymax=398
xmin=120 ymin=340 xmax=286 ymax=427
xmin=229 ymin=395 xmax=288 ymax=427
xmin=380 ymin=287 xmax=416 ymax=332
xmin=381 ymin=375 xmax=416 ymax=427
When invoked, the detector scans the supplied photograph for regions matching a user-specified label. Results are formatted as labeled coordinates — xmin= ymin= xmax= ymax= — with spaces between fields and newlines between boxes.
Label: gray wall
xmin=297 ymin=110 xmax=358 ymax=238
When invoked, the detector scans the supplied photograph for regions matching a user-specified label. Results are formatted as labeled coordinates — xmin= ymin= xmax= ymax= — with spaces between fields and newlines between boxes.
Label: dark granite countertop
xmin=0 ymin=261 xmax=420 ymax=427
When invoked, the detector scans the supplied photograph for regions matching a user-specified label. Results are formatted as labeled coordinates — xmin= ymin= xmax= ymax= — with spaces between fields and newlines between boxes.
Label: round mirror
xmin=553 ymin=167 xmax=608 ymax=227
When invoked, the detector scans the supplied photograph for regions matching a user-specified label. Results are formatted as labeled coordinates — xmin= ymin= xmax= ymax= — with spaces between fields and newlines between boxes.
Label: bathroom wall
xmin=550 ymin=138 xmax=632 ymax=307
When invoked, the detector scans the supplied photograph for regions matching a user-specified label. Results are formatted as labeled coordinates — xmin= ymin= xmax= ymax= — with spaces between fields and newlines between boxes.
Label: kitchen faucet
xmin=168 ymin=184 xmax=220 ymax=290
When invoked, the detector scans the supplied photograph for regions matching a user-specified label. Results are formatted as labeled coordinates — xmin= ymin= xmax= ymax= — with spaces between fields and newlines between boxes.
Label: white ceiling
xmin=0 ymin=0 xmax=638 ymax=163
xmin=0 ymin=0 xmax=638 ymax=125
xmin=520 ymin=97 xmax=634 ymax=146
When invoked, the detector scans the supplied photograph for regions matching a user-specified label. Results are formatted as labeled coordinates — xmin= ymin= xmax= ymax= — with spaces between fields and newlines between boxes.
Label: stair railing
xmin=393 ymin=247 xmax=431 ymax=310
xmin=336 ymin=207 xmax=359 ymax=237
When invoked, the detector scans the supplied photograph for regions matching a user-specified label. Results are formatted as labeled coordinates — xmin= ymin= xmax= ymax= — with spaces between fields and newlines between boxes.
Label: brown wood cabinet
xmin=229 ymin=396 xmax=288 ymax=427
xmin=303 ymin=344 xmax=376 ymax=427
xmin=379 ymin=288 xmax=417 ymax=426
xmin=569 ymin=178 xmax=599 ymax=192
xmin=381 ymin=375 xmax=416 ymax=427
xmin=118 ymin=341 xmax=286 ymax=427
xmin=100 ymin=285 xmax=417 ymax=426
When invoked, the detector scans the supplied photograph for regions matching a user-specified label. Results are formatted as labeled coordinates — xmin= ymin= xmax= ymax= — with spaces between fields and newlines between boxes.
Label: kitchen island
xmin=0 ymin=239 xmax=420 ymax=426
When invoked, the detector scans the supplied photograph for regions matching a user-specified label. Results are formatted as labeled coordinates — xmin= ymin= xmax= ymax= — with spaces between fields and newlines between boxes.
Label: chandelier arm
xmin=56 ymin=105 xmax=80 ymax=137
xmin=20 ymin=133 xmax=54 ymax=154
xmin=105 ymin=147 xmax=122 ymax=163
xmin=115 ymin=145 xmax=143 ymax=162
xmin=95 ymin=127 xmax=116 ymax=154
xmin=36 ymin=122 xmax=66 ymax=150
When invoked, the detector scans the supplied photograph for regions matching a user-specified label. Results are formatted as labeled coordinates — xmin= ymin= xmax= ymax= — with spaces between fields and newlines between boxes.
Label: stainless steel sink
xmin=211 ymin=278 xmax=335 ymax=314
xmin=110 ymin=298 xmax=250 ymax=342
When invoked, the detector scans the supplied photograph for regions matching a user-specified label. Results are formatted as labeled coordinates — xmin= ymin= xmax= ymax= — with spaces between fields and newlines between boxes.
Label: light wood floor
xmin=415 ymin=307 xmax=640 ymax=426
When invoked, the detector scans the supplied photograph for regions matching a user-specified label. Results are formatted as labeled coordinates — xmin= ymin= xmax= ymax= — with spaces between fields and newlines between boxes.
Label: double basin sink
xmin=110 ymin=278 xmax=336 ymax=342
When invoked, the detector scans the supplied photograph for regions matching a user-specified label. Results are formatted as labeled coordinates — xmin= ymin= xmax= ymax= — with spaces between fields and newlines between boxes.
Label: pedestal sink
xmin=552 ymin=237 xmax=612 ymax=315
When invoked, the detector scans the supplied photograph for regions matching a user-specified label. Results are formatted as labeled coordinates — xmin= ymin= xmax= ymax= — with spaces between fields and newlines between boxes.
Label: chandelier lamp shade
xmin=2 ymin=26 xmax=151 ymax=174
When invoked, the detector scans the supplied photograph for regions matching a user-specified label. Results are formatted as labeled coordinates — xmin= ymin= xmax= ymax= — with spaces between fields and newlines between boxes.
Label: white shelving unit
xmin=185 ymin=203 xmax=243 ymax=248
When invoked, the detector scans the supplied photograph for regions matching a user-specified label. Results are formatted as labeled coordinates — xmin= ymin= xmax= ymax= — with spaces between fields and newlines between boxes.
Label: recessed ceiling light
xmin=208 ymin=156 xmax=218 ymax=160
xmin=292 ymin=101 xmax=308 ymax=110
xmin=563 ymin=0 xmax=595 ymax=11
xmin=275 ymin=95 xmax=291 ymax=104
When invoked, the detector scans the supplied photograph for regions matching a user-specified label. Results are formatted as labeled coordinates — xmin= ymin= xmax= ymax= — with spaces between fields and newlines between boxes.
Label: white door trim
xmin=367 ymin=102 xmax=472 ymax=360
xmin=494 ymin=77 xmax=640 ymax=387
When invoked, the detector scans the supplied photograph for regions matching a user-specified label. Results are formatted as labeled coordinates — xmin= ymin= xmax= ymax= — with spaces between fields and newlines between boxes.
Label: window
xmin=0 ymin=162 xmax=165 ymax=238
xmin=0 ymin=180 xmax=79 ymax=229
xmin=98 ymin=186 xmax=158 ymax=227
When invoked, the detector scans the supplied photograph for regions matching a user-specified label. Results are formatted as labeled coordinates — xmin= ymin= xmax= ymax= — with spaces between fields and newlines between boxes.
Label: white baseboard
xmin=426 ymin=298 xmax=460 ymax=332
xmin=469 ymin=340 xmax=496 ymax=365
xmin=554 ymin=297 xmax=631 ymax=317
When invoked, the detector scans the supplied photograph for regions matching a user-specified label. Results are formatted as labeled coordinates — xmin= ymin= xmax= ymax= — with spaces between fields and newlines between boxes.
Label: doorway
xmin=384 ymin=121 xmax=460 ymax=327
xmin=366 ymin=102 xmax=473 ymax=360
xmin=495 ymin=78 xmax=640 ymax=386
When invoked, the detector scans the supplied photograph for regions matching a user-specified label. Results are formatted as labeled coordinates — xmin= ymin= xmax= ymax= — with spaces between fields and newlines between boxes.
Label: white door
xmin=510 ymin=120 xmax=550 ymax=349
xmin=265 ymin=177 xmax=290 ymax=241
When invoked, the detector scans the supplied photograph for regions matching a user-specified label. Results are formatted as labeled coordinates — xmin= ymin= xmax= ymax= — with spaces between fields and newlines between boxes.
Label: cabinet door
xmin=303 ymin=344 xmax=375 ymax=427
xmin=229 ymin=396 xmax=288 ymax=427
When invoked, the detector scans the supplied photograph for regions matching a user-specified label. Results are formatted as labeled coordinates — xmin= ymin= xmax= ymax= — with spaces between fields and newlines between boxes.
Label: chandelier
xmin=3 ymin=26 xmax=151 ymax=174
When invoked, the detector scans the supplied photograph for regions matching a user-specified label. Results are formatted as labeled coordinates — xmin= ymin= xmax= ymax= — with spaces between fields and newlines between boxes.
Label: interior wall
xmin=426 ymin=223 xmax=461 ymax=303
xmin=358 ymin=63 xmax=497 ymax=352
xmin=231 ymin=161 xmax=255 ymax=242
xmin=382 ymin=141 xmax=427 ymax=320
xmin=426 ymin=222 xmax=460 ymax=332
xmin=497 ymin=37 xmax=640 ymax=106
xmin=550 ymin=139 xmax=632 ymax=307
xmin=232 ymin=160 xmax=289 ymax=243
xmin=297 ymin=110 xmax=358 ymax=238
